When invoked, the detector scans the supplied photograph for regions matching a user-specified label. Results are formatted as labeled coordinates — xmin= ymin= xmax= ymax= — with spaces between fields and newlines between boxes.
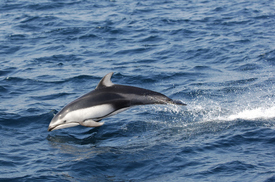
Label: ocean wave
xmin=1 ymin=0 xmax=275 ymax=181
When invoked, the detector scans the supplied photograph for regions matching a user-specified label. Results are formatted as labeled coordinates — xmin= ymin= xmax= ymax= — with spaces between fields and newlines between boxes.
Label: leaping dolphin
xmin=48 ymin=72 xmax=186 ymax=131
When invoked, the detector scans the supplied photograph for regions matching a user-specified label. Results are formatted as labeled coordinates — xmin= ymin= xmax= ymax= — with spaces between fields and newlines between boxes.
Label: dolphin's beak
xmin=48 ymin=125 xmax=54 ymax=132
xmin=48 ymin=122 xmax=58 ymax=131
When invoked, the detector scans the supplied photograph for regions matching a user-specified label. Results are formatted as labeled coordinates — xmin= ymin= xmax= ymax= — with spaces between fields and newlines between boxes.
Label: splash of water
xmin=223 ymin=106 xmax=275 ymax=121
xmin=152 ymin=97 xmax=275 ymax=123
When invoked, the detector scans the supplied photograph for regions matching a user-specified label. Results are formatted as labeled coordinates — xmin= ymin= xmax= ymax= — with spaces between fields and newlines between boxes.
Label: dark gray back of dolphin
xmin=59 ymin=72 xmax=186 ymax=114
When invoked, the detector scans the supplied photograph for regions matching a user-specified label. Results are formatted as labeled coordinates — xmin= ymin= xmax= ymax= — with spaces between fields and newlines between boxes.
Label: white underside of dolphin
xmin=48 ymin=72 xmax=186 ymax=131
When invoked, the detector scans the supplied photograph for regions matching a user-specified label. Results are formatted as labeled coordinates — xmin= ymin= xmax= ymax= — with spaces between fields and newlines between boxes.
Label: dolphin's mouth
xmin=48 ymin=127 xmax=53 ymax=132
xmin=48 ymin=122 xmax=80 ymax=132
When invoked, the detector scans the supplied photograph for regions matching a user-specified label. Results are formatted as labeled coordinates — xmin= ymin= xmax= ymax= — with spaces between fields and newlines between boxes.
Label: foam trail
xmin=225 ymin=106 xmax=275 ymax=121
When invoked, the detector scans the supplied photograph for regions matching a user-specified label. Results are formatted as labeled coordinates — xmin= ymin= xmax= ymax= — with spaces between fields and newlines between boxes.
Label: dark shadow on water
xmin=46 ymin=126 xmax=125 ymax=159
xmin=46 ymin=127 xmax=101 ymax=145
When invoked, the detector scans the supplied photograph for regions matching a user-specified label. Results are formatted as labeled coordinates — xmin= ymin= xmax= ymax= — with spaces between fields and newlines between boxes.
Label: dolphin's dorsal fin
xmin=96 ymin=72 xmax=114 ymax=89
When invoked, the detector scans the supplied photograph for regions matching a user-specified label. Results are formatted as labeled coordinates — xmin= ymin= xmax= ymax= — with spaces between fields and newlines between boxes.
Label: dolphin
xmin=48 ymin=72 xmax=186 ymax=131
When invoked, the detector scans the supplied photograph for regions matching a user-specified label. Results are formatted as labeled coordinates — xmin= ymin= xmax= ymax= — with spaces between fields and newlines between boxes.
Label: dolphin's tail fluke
xmin=168 ymin=99 xmax=187 ymax=106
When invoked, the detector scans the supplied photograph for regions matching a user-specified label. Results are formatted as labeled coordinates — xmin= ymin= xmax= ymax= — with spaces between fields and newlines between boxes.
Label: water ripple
xmin=1 ymin=0 xmax=275 ymax=181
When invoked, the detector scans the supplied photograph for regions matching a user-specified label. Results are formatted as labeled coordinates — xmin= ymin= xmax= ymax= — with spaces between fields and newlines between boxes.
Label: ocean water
xmin=1 ymin=0 xmax=275 ymax=181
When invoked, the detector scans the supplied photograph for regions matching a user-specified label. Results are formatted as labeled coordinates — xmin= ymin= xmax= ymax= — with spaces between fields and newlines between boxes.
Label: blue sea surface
xmin=1 ymin=0 xmax=275 ymax=181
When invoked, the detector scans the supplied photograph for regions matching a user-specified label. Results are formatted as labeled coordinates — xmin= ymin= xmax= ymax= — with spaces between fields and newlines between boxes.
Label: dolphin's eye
xmin=63 ymin=120 xmax=67 ymax=123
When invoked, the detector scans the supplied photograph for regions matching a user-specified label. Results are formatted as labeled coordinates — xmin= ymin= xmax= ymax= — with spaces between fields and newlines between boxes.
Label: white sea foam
xmin=223 ymin=106 xmax=275 ymax=121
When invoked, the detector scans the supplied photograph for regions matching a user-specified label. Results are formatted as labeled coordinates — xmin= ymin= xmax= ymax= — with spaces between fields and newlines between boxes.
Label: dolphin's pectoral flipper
xmin=80 ymin=119 xmax=104 ymax=127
